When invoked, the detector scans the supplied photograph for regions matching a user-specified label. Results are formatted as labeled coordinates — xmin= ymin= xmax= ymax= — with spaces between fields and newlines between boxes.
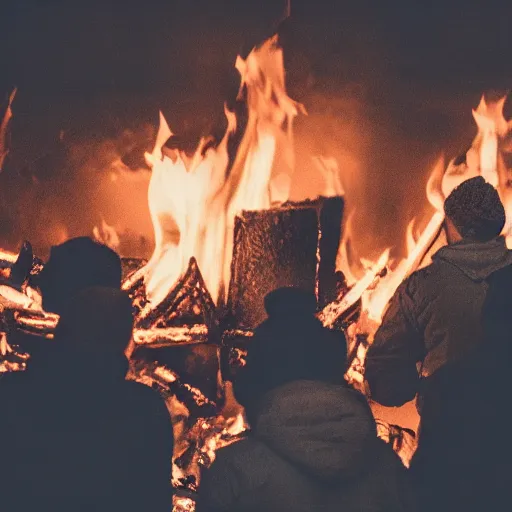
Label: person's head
xmin=235 ymin=287 xmax=347 ymax=421
xmin=34 ymin=237 xmax=122 ymax=315
xmin=482 ymin=265 xmax=512 ymax=343
xmin=56 ymin=286 xmax=134 ymax=360
xmin=444 ymin=176 xmax=506 ymax=243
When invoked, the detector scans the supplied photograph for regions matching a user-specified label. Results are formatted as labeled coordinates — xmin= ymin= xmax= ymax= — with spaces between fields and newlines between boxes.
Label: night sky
xmin=1 ymin=1 xmax=511 ymax=257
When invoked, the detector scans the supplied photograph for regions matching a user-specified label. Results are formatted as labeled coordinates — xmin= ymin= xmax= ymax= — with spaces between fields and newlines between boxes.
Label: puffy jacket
xmin=365 ymin=237 xmax=512 ymax=407
xmin=198 ymin=380 xmax=416 ymax=512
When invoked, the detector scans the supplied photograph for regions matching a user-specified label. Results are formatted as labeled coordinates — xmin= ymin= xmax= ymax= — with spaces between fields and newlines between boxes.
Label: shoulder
xmin=201 ymin=438 xmax=276 ymax=503
xmin=393 ymin=261 xmax=451 ymax=314
xmin=405 ymin=258 xmax=457 ymax=294
xmin=210 ymin=437 xmax=276 ymax=477
xmin=402 ymin=263 xmax=437 ymax=294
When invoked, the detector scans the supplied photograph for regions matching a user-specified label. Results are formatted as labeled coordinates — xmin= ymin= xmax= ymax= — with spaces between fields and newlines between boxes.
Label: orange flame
xmin=92 ymin=218 xmax=120 ymax=252
xmin=136 ymin=36 xmax=304 ymax=307
xmin=0 ymin=88 xmax=16 ymax=172
xmin=348 ymin=96 xmax=511 ymax=334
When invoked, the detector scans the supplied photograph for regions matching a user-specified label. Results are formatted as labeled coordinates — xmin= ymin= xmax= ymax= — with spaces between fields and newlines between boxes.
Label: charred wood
xmin=220 ymin=329 xmax=253 ymax=382
xmin=317 ymin=196 xmax=344 ymax=306
xmin=227 ymin=206 xmax=318 ymax=329
xmin=129 ymin=356 xmax=218 ymax=419
xmin=136 ymin=258 xmax=218 ymax=336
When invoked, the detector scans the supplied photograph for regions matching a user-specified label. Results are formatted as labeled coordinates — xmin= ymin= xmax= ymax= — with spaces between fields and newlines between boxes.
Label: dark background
xmin=0 ymin=0 xmax=511 ymax=259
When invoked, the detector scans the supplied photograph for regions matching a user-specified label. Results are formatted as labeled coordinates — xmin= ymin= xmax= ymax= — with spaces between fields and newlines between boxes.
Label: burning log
xmin=129 ymin=358 xmax=218 ymax=418
xmin=13 ymin=310 xmax=59 ymax=338
xmin=227 ymin=205 xmax=319 ymax=329
xmin=317 ymin=196 xmax=345 ymax=306
xmin=133 ymin=325 xmax=209 ymax=347
xmin=318 ymin=250 xmax=389 ymax=329
xmin=136 ymin=258 xmax=218 ymax=335
xmin=121 ymin=257 xmax=147 ymax=281
xmin=128 ymin=348 xmax=240 ymax=502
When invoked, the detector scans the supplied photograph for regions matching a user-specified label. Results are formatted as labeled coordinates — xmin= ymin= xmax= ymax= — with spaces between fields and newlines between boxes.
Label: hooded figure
xmin=410 ymin=264 xmax=512 ymax=512
xmin=0 ymin=245 xmax=173 ymax=511
xmin=365 ymin=176 xmax=512 ymax=407
xmin=198 ymin=287 xmax=415 ymax=512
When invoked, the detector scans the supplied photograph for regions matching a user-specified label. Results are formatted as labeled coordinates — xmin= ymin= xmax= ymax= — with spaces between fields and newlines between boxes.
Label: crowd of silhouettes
xmin=1 ymin=172 xmax=512 ymax=511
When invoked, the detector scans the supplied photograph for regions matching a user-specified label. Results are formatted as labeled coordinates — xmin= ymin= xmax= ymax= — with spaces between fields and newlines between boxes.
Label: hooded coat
xmin=0 ymin=287 xmax=173 ymax=512
xmin=365 ymin=237 xmax=512 ymax=407
xmin=409 ymin=264 xmax=512 ymax=512
xmin=199 ymin=380 xmax=415 ymax=512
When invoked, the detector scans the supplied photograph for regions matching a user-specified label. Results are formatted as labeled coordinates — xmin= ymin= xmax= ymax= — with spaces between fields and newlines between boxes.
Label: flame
xmin=346 ymin=97 xmax=512 ymax=335
xmin=342 ymin=157 xmax=447 ymax=328
xmin=0 ymin=248 xmax=18 ymax=265
xmin=138 ymin=36 xmax=304 ymax=307
xmin=92 ymin=218 xmax=121 ymax=252
xmin=467 ymin=95 xmax=512 ymax=246
xmin=335 ymin=211 xmax=359 ymax=286
xmin=313 ymin=156 xmax=345 ymax=197
xmin=0 ymin=88 xmax=16 ymax=172
xmin=319 ymin=249 xmax=389 ymax=328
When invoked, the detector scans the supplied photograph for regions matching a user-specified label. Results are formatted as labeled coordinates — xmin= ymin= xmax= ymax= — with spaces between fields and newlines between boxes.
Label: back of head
xmin=444 ymin=176 xmax=505 ymax=242
xmin=235 ymin=287 xmax=347 ymax=416
xmin=56 ymin=287 xmax=134 ymax=357
xmin=35 ymin=237 xmax=122 ymax=315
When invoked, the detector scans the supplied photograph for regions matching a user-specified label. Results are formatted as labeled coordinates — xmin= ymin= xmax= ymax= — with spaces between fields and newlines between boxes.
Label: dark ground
xmin=0 ymin=0 xmax=511 ymax=259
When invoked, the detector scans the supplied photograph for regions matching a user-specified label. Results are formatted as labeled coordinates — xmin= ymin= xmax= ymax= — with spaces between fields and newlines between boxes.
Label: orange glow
xmin=92 ymin=218 xmax=120 ymax=252
xmin=132 ymin=36 xmax=306 ymax=308
xmin=0 ymin=248 xmax=18 ymax=264
xmin=342 ymin=96 xmax=511 ymax=342
xmin=0 ymin=88 xmax=16 ymax=172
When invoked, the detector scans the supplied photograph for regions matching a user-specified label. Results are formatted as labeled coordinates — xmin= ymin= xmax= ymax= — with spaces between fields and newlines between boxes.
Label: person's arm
xmin=365 ymin=281 xmax=425 ymax=407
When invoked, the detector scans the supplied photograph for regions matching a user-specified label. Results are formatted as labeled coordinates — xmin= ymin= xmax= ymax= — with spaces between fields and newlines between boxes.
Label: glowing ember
xmin=131 ymin=36 xmax=305 ymax=308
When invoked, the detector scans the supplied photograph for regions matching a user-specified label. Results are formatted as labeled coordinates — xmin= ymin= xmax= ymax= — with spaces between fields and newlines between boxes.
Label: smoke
xmin=1 ymin=3 xmax=510 ymax=262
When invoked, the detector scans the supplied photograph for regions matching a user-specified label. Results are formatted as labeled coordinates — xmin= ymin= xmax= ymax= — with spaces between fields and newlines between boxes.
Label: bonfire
xmin=0 ymin=30 xmax=511 ymax=511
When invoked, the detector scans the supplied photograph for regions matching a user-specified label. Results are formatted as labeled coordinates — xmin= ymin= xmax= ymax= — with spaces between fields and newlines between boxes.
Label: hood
xmin=433 ymin=237 xmax=512 ymax=281
xmin=253 ymin=380 xmax=376 ymax=482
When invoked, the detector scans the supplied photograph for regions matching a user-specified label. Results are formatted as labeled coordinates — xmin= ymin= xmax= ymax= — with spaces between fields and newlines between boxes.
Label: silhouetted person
xmin=365 ymin=176 xmax=512 ymax=408
xmin=0 ymin=240 xmax=173 ymax=511
xmin=34 ymin=236 xmax=123 ymax=315
xmin=410 ymin=264 xmax=512 ymax=512
xmin=198 ymin=287 xmax=416 ymax=512
xmin=14 ymin=236 xmax=125 ymax=363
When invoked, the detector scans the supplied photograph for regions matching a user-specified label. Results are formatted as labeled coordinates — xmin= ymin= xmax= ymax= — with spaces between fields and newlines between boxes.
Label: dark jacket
xmin=199 ymin=380 xmax=416 ymax=512
xmin=0 ymin=287 xmax=173 ymax=512
xmin=365 ymin=237 xmax=512 ymax=407
xmin=410 ymin=334 xmax=512 ymax=512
